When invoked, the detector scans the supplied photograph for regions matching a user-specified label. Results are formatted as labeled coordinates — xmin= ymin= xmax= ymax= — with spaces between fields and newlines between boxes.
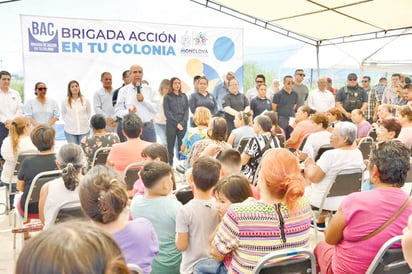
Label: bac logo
xmin=28 ymin=21 xmax=59 ymax=53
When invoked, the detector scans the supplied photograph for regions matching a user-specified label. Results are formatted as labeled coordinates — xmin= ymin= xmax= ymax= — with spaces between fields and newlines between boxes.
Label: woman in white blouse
xmin=61 ymin=80 xmax=91 ymax=144
xmin=0 ymin=116 xmax=37 ymax=208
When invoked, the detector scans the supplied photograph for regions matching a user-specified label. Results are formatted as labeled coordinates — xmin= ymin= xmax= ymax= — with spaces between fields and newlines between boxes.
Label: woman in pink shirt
xmin=285 ymin=105 xmax=315 ymax=151
xmin=314 ymin=140 xmax=412 ymax=274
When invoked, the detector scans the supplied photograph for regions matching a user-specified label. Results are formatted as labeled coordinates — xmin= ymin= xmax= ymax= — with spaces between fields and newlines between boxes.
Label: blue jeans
xmin=141 ymin=121 xmax=156 ymax=143
xmin=154 ymin=123 xmax=167 ymax=147
xmin=193 ymin=258 xmax=227 ymax=274
xmin=64 ymin=131 xmax=90 ymax=145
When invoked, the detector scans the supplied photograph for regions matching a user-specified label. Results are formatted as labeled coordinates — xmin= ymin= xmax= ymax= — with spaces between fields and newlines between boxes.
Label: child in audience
xmin=216 ymin=148 xmax=242 ymax=177
xmin=175 ymin=156 xmax=221 ymax=274
xmin=80 ymin=165 xmax=159 ymax=274
xmin=132 ymin=143 xmax=169 ymax=196
xmin=195 ymin=175 xmax=254 ymax=273
xmin=216 ymin=148 xmax=260 ymax=199
xmin=130 ymin=161 xmax=182 ymax=274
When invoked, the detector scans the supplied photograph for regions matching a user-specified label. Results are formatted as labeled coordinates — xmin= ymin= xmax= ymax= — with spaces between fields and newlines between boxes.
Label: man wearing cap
xmin=335 ymin=73 xmax=368 ymax=121
xmin=326 ymin=77 xmax=338 ymax=96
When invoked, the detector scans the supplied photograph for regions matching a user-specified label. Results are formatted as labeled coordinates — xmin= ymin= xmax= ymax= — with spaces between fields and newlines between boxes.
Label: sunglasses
xmin=348 ymin=78 xmax=357 ymax=81
xmin=296 ymin=73 xmax=305 ymax=77
xmin=37 ymin=87 xmax=47 ymax=91
xmin=255 ymin=80 xmax=264 ymax=83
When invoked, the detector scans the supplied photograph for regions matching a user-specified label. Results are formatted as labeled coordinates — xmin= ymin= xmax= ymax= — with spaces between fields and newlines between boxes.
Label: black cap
xmin=347 ymin=73 xmax=357 ymax=80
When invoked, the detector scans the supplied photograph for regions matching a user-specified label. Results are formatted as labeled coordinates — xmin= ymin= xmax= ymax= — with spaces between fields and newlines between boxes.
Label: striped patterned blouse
xmin=213 ymin=197 xmax=311 ymax=273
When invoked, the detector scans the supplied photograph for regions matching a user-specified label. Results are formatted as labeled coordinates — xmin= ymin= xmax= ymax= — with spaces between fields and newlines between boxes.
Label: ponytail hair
xmin=259 ymin=148 xmax=305 ymax=214
xmin=79 ymin=165 xmax=128 ymax=224
xmin=9 ymin=116 xmax=29 ymax=156
xmin=57 ymin=144 xmax=84 ymax=191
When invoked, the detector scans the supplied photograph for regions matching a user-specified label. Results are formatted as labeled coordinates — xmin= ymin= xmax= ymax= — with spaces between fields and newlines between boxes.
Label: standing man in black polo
xmin=222 ymin=78 xmax=250 ymax=134
xmin=272 ymin=75 xmax=298 ymax=139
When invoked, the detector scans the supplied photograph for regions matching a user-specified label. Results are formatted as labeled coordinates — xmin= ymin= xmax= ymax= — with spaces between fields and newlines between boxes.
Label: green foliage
xmin=10 ymin=79 xmax=24 ymax=101
xmin=243 ymin=61 xmax=278 ymax=93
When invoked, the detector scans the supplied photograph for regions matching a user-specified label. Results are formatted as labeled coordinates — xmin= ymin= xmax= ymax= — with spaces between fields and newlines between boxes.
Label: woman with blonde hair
xmin=79 ymin=165 xmax=159 ymax=274
xmin=211 ymin=148 xmax=312 ymax=273
xmin=154 ymin=79 xmax=170 ymax=147
xmin=0 ymin=116 xmax=37 ymax=208
xmin=61 ymin=80 xmax=91 ymax=144
xmin=181 ymin=106 xmax=211 ymax=167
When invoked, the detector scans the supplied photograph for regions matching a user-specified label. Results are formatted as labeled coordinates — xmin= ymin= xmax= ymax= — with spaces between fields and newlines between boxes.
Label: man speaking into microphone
xmin=115 ymin=64 xmax=160 ymax=142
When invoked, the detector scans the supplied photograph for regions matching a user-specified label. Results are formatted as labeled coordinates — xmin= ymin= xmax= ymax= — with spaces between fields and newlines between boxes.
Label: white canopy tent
xmin=191 ymin=0 xmax=412 ymax=74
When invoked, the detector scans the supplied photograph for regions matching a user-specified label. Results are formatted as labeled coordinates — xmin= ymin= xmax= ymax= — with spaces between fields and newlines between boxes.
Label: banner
xmin=20 ymin=15 xmax=244 ymax=107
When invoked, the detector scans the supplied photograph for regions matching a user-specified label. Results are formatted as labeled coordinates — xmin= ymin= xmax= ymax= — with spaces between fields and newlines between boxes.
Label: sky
xmin=0 ymin=0 xmax=301 ymax=74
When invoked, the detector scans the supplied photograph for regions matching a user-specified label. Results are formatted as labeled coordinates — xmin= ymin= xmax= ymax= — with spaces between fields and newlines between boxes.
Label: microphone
xmin=136 ymin=82 xmax=141 ymax=94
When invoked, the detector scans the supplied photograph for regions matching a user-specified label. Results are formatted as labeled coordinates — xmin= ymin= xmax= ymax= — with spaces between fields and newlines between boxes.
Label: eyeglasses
xmin=255 ymin=80 xmax=264 ymax=83
xmin=348 ymin=78 xmax=357 ymax=81
xmin=296 ymin=73 xmax=305 ymax=77
xmin=37 ymin=87 xmax=47 ymax=91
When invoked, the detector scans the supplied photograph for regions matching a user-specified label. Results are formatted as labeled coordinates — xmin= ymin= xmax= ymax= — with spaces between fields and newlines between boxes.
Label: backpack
xmin=342 ymin=86 xmax=363 ymax=112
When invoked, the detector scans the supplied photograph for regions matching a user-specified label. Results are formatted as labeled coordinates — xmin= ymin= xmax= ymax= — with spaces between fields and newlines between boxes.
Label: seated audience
xmin=264 ymin=110 xmax=285 ymax=138
xmin=15 ymin=221 xmax=129 ymax=274
xmin=241 ymin=115 xmax=279 ymax=183
xmin=227 ymin=111 xmax=254 ymax=149
xmin=211 ymin=148 xmax=312 ymax=273
xmin=79 ymin=165 xmax=159 ymax=274
xmin=188 ymin=117 xmax=231 ymax=166
xmin=326 ymin=107 xmax=343 ymax=132
xmin=16 ymin=125 xmax=58 ymax=219
xmin=0 ymin=116 xmax=37 ymax=208
xmin=402 ymin=214 xmax=412 ymax=269
xmin=285 ymin=105 xmax=315 ymax=150
xmin=304 ymin=122 xmax=364 ymax=228
xmin=298 ymin=112 xmax=331 ymax=161
xmin=132 ymin=143 xmax=169 ymax=196
xmin=80 ymin=114 xmax=120 ymax=170
xmin=376 ymin=118 xmax=401 ymax=142
xmin=397 ymin=105 xmax=412 ymax=146
xmin=181 ymin=106 xmax=211 ymax=167
xmin=315 ymin=140 xmax=412 ymax=274
xmin=216 ymin=148 xmax=242 ymax=177
xmin=376 ymin=104 xmax=394 ymax=125
xmin=351 ymin=109 xmax=371 ymax=140
xmin=130 ymin=161 xmax=182 ymax=274
xmin=196 ymin=175 xmax=253 ymax=273
xmin=107 ymin=113 xmax=151 ymax=175
xmin=362 ymin=118 xmax=401 ymax=191
xmin=176 ymin=157 xmax=221 ymax=274
xmin=39 ymin=143 xmax=84 ymax=227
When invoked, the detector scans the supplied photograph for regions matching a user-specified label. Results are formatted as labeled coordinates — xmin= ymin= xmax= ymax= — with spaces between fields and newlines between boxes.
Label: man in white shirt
xmin=93 ymin=72 xmax=117 ymax=132
xmin=307 ymin=77 xmax=335 ymax=113
xmin=115 ymin=64 xmax=160 ymax=142
xmin=245 ymin=74 xmax=266 ymax=102
xmin=0 ymin=71 xmax=23 ymax=159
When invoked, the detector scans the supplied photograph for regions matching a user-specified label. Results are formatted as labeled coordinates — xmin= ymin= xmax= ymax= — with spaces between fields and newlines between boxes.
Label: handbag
xmin=356 ymin=197 xmax=411 ymax=242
